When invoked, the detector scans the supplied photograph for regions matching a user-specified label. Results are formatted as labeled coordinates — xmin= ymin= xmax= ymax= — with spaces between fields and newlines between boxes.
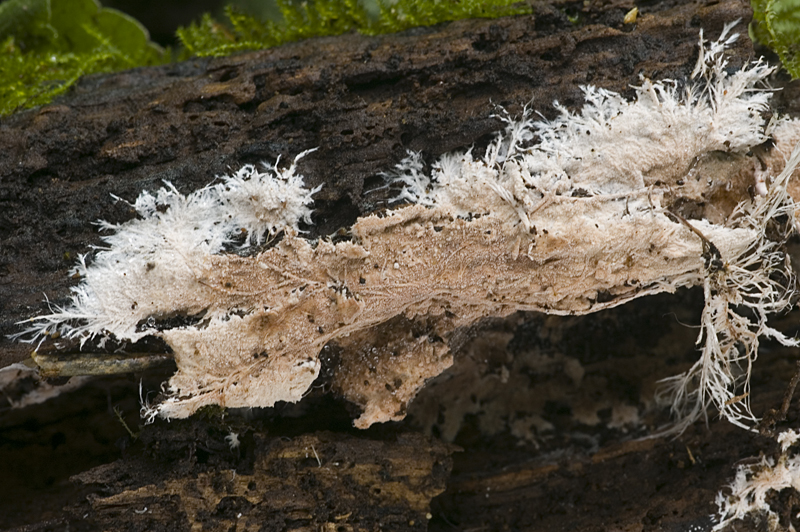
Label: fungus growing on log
xmin=17 ymin=22 xmax=800 ymax=432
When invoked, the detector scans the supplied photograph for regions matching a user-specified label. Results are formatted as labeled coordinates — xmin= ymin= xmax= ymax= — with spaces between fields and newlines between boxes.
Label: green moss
xmin=751 ymin=0 xmax=800 ymax=78
xmin=178 ymin=0 xmax=531 ymax=59
xmin=0 ymin=0 xmax=166 ymax=116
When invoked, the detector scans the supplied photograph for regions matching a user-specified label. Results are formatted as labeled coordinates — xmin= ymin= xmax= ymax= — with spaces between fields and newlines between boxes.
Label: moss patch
xmin=176 ymin=0 xmax=531 ymax=59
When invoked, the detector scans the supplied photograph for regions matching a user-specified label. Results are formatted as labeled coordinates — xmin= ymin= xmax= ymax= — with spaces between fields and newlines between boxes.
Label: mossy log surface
xmin=3 ymin=1 xmax=800 ymax=531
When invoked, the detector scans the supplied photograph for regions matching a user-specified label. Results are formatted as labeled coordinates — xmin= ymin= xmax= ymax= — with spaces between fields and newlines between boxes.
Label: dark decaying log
xmin=5 ymin=291 xmax=800 ymax=531
xmin=7 ymin=1 xmax=800 ymax=531
xmin=68 ymin=431 xmax=454 ymax=532
xmin=0 ymin=0 xmax=753 ymax=365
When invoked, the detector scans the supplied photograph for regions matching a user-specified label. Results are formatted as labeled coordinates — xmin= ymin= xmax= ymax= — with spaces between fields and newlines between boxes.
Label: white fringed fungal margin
xmin=15 ymin=22 xmax=800 ymax=437
xmin=713 ymin=430 xmax=800 ymax=531
xmin=17 ymin=151 xmax=321 ymax=343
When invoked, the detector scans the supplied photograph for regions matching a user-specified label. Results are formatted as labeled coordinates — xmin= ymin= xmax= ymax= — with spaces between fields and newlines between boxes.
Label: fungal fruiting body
xmin=17 ymin=22 xmax=800 ymax=431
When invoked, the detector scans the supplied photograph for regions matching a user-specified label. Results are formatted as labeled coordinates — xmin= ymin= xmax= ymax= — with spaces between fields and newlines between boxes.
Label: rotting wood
xmin=3 ymin=1 xmax=799 ymax=532
xmin=0 ymin=0 xmax=753 ymax=367
xmin=65 ymin=432 xmax=453 ymax=532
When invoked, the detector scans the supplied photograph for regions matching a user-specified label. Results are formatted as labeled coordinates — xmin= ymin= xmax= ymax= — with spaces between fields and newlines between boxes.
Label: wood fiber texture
xmin=66 ymin=431 xmax=453 ymax=532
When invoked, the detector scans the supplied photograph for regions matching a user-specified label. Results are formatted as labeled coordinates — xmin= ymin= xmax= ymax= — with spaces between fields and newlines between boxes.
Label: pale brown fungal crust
xmin=155 ymin=194 xmax=751 ymax=427
xmin=19 ymin=24 xmax=800 ymax=432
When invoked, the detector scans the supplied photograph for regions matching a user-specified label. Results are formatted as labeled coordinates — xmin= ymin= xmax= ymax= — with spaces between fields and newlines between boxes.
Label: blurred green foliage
xmin=176 ymin=0 xmax=531 ymax=59
xmin=0 ymin=0 xmax=167 ymax=116
xmin=751 ymin=0 xmax=800 ymax=78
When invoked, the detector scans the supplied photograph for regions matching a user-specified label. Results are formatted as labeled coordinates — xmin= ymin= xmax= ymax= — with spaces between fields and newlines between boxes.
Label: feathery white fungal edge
xmin=18 ymin=149 xmax=321 ymax=344
xmin=713 ymin=429 xmax=800 ymax=531
xmin=17 ymin=21 xmax=800 ymax=430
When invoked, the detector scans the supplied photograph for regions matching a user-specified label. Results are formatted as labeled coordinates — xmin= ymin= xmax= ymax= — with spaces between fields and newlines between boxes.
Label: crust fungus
xmin=17 ymin=22 xmax=800 ymax=433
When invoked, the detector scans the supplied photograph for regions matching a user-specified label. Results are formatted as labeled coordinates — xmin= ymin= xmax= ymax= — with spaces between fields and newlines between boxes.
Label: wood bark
xmin=5 ymin=1 xmax=800 ymax=531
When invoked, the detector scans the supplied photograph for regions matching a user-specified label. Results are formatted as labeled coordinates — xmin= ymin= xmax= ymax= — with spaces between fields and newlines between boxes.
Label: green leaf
xmin=751 ymin=0 xmax=800 ymax=78
xmin=92 ymin=8 xmax=164 ymax=62
xmin=0 ymin=0 xmax=57 ymax=49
